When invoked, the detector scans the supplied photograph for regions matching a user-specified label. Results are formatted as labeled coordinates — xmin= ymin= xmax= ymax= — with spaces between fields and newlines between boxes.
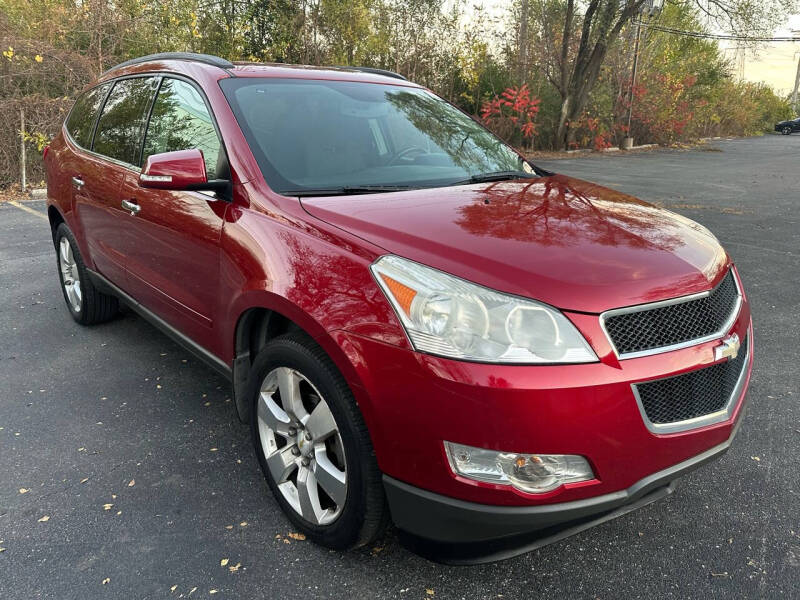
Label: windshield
xmin=219 ymin=78 xmax=534 ymax=195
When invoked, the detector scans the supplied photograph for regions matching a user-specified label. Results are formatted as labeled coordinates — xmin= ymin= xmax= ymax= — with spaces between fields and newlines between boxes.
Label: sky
xmin=721 ymin=15 xmax=800 ymax=95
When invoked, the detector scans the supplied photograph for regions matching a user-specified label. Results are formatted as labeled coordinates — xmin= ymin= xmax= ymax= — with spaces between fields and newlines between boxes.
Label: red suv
xmin=44 ymin=53 xmax=753 ymax=562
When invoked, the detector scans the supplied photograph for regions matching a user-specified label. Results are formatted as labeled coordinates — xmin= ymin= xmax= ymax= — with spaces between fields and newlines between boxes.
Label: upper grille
xmin=634 ymin=334 xmax=748 ymax=428
xmin=603 ymin=271 xmax=740 ymax=357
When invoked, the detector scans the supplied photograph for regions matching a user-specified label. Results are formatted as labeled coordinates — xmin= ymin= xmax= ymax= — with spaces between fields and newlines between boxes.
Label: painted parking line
xmin=6 ymin=200 xmax=48 ymax=221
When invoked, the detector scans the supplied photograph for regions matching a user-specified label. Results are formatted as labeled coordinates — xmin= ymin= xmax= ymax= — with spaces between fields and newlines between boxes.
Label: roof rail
xmin=338 ymin=66 xmax=407 ymax=81
xmin=102 ymin=52 xmax=234 ymax=76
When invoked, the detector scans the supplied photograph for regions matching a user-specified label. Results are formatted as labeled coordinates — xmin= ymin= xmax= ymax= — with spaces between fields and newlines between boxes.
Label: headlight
xmin=444 ymin=442 xmax=594 ymax=493
xmin=370 ymin=255 xmax=597 ymax=364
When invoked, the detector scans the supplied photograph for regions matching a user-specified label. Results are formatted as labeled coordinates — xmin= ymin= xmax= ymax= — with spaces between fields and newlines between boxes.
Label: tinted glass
xmin=143 ymin=78 xmax=221 ymax=179
xmin=220 ymin=78 xmax=527 ymax=194
xmin=93 ymin=77 xmax=157 ymax=165
xmin=66 ymin=84 xmax=110 ymax=149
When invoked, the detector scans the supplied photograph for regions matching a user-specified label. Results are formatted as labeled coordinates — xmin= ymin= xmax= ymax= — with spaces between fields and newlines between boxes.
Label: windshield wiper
xmin=283 ymin=185 xmax=414 ymax=197
xmin=453 ymin=170 xmax=537 ymax=185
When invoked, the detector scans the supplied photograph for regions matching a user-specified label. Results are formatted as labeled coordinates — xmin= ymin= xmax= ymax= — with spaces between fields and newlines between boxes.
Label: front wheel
xmin=782 ymin=127 xmax=792 ymax=135
xmin=249 ymin=333 xmax=387 ymax=549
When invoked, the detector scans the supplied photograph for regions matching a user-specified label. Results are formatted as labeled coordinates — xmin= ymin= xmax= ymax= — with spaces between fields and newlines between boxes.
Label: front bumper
xmin=383 ymin=416 xmax=741 ymax=563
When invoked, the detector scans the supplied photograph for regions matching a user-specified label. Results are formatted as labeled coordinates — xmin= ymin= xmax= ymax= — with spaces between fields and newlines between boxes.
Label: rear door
xmin=76 ymin=76 xmax=158 ymax=287
xmin=121 ymin=76 xmax=227 ymax=351
xmin=63 ymin=83 xmax=122 ymax=280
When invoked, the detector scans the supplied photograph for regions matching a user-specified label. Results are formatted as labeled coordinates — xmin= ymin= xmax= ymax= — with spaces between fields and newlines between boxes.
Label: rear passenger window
xmin=143 ymin=78 xmax=221 ymax=179
xmin=66 ymin=84 xmax=110 ymax=149
xmin=93 ymin=77 xmax=157 ymax=165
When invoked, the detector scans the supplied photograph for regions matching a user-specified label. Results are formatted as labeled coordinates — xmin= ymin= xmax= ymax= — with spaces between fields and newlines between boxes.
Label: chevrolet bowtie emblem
xmin=714 ymin=333 xmax=741 ymax=361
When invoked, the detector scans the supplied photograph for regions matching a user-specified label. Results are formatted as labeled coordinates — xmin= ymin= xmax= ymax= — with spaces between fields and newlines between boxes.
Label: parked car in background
xmin=775 ymin=117 xmax=800 ymax=135
xmin=44 ymin=53 xmax=753 ymax=563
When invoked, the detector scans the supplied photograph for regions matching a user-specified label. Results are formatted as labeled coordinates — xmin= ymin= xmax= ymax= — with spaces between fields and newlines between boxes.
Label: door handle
xmin=121 ymin=199 xmax=141 ymax=215
xmin=71 ymin=176 xmax=85 ymax=189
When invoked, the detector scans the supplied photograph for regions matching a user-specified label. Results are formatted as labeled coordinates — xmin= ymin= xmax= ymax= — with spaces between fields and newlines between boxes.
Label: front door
xmin=121 ymin=77 xmax=227 ymax=352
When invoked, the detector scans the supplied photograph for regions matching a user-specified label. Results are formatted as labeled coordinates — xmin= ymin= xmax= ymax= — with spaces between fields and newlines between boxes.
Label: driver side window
xmin=143 ymin=78 xmax=221 ymax=179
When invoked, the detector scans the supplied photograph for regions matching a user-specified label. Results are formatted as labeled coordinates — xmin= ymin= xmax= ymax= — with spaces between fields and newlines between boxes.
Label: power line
xmin=634 ymin=21 xmax=800 ymax=42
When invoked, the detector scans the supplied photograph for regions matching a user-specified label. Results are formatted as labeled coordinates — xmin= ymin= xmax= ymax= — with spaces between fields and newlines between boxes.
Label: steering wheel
xmin=388 ymin=146 xmax=426 ymax=166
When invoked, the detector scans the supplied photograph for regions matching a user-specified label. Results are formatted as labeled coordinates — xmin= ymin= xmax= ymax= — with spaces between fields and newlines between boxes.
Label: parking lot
xmin=1 ymin=135 xmax=798 ymax=599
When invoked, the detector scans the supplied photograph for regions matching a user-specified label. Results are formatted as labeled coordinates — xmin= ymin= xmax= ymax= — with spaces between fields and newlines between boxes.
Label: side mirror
xmin=139 ymin=149 xmax=228 ymax=192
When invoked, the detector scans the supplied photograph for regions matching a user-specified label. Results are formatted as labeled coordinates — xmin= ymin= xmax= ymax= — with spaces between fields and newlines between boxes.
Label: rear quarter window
xmin=65 ymin=83 xmax=111 ymax=149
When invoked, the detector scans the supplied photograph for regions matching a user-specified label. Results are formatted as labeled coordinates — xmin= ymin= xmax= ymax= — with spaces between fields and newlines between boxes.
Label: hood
xmin=300 ymin=175 xmax=729 ymax=313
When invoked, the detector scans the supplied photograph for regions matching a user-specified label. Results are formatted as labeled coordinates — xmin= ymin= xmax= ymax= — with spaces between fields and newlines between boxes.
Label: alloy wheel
xmin=59 ymin=237 xmax=82 ymax=312
xmin=256 ymin=366 xmax=348 ymax=525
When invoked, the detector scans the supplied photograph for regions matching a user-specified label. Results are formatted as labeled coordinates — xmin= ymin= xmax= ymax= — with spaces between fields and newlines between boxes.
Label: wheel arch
xmin=229 ymin=294 xmax=376 ymax=437
xmin=47 ymin=205 xmax=65 ymax=247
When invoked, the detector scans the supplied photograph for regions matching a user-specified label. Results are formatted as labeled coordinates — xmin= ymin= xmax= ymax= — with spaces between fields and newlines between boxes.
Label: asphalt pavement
xmin=1 ymin=135 xmax=798 ymax=599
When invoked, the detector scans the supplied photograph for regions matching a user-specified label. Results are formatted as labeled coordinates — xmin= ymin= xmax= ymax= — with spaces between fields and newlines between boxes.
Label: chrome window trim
xmin=599 ymin=269 xmax=743 ymax=360
xmin=631 ymin=326 xmax=751 ymax=435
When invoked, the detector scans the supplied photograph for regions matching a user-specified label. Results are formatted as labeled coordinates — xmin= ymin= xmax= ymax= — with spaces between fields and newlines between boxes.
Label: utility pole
xmin=622 ymin=0 xmax=664 ymax=150
xmin=518 ymin=0 xmax=529 ymax=82
xmin=20 ymin=108 xmax=26 ymax=191
xmin=792 ymin=52 xmax=800 ymax=114
xmin=791 ymin=33 xmax=800 ymax=114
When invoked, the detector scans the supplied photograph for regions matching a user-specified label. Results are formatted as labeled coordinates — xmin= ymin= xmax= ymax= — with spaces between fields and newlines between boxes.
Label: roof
xmin=101 ymin=53 xmax=416 ymax=86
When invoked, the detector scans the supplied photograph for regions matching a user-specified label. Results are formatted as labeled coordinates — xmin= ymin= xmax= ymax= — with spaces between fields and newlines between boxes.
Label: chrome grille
xmin=633 ymin=334 xmax=748 ymax=432
xmin=602 ymin=271 xmax=740 ymax=358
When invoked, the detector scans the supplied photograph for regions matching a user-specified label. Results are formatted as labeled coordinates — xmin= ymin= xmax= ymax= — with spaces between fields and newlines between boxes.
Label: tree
xmin=524 ymin=0 xmax=798 ymax=149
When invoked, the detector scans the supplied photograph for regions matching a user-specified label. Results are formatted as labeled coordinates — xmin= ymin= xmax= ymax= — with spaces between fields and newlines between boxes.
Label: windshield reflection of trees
xmin=385 ymin=90 xmax=518 ymax=174
xmin=455 ymin=178 xmax=692 ymax=251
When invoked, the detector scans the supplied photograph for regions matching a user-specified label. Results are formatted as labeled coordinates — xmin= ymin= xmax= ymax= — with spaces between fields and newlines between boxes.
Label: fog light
xmin=444 ymin=441 xmax=594 ymax=494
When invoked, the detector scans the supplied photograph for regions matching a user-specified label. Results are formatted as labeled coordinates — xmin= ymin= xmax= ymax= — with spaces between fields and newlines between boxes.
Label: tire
xmin=783 ymin=127 xmax=792 ymax=135
xmin=249 ymin=332 xmax=387 ymax=549
xmin=54 ymin=223 xmax=118 ymax=325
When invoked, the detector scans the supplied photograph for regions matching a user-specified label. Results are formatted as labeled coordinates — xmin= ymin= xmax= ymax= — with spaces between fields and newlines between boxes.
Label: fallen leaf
xmin=128 ymin=479 xmax=135 ymax=487
xmin=225 ymin=525 xmax=234 ymax=530
xmin=229 ymin=563 xmax=241 ymax=573
xmin=170 ymin=585 xmax=177 ymax=592
xmin=19 ymin=488 xmax=29 ymax=494
xmin=189 ymin=587 xmax=197 ymax=595
xmin=283 ymin=538 xmax=290 ymax=544
xmin=287 ymin=532 xmax=306 ymax=541
xmin=220 ymin=558 xmax=229 ymax=567
xmin=112 ymin=494 xmax=117 ymax=499
xmin=210 ymin=448 xmax=218 ymax=452
xmin=210 ymin=590 xmax=218 ymax=595
xmin=103 ymin=503 xmax=114 ymax=511
xmin=426 ymin=590 xmax=435 ymax=596
xmin=240 ymin=521 xmax=248 ymax=527
xmin=751 ymin=456 xmax=761 ymax=462
xmin=80 ymin=478 xmax=89 ymax=484
xmin=38 ymin=515 xmax=49 ymax=522
xmin=0 ymin=548 xmax=6 ymax=553
xmin=102 ymin=578 xmax=110 ymax=585
xmin=116 ymin=511 xmax=122 ymax=516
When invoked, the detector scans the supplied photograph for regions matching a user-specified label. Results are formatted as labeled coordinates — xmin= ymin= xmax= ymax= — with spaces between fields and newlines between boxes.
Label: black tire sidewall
xmin=248 ymin=334 xmax=376 ymax=549
xmin=55 ymin=223 xmax=87 ymax=324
